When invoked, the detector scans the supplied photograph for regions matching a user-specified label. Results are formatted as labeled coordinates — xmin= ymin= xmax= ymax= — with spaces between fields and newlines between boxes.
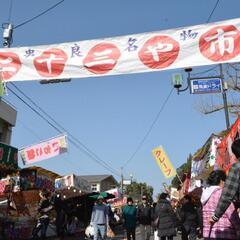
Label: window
xmin=91 ymin=184 xmax=98 ymax=191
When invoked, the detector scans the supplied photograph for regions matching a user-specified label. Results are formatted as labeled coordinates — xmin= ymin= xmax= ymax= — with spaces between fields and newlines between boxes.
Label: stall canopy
xmin=89 ymin=192 xmax=115 ymax=200
xmin=189 ymin=133 xmax=224 ymax=192
xmin=20 ymin=166 xmax=61 ymax=192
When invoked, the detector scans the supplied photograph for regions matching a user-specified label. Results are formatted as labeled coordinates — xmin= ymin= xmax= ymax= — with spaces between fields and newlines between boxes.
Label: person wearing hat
xmin=123 ymin=197 xmax=137 ymax=240
xmin=90 ymin=195 xmax=109 ymax=240
xmin=137 ymin=195 xmax=152 ymax=240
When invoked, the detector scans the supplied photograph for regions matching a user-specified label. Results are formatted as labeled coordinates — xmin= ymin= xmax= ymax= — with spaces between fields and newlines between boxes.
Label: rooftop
xmin=79 ymin=174 xmax=117 ymax=183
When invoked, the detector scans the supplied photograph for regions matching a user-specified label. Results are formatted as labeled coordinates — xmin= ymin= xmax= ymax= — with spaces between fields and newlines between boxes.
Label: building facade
xmin=0 ymin=99 xmax=17 ymax=144
xmin=79 ymin=175 xmax=118 ymax=192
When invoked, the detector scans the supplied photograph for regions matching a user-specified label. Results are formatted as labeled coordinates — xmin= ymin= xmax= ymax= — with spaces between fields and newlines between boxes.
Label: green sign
xmin=0 ymin=142 xmax=18 ymax=169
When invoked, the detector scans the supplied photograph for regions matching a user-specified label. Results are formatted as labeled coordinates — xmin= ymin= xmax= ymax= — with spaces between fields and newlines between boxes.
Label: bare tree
xmin=196 ymin=63 xmax=240 ymax=116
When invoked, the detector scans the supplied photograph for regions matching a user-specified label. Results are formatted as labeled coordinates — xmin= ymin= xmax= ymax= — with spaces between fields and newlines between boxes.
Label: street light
xmin=130 ymin=173 xmax=133 ymax=183
xmin=172 ymin=68 xmax=192 ymax=94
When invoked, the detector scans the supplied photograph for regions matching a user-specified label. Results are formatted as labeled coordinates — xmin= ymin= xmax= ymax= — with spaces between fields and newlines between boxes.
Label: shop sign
xmin=0 ymin=142 xmax=18 ymax=169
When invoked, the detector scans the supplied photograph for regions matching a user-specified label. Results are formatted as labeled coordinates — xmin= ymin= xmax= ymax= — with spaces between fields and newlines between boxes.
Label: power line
xmin=206 ymin=0 xmax=220 ymax=23
xmin=14 ymin=0 xmax=64 ymax=29
xmin=9 ymin=82 xmax=120 ymax=176
xmin=123 ymin=87 xmax=174 ymax=168
xmin=7 ymin=85 xmax=120 ymax=177
xmin=191 ymin=66 xmax=218 ymax=76
xmin=14 ymin=116 xmax=90 ymax=173
xmin=3 ymin=0 xmax=120 ymax=177
xmin=8 ymin=0 xmax=14 ymax=22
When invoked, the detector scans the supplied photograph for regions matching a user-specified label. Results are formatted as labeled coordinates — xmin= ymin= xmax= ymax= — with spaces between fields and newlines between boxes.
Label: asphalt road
xmin=48 ymin=226 xmax=203 ymax=240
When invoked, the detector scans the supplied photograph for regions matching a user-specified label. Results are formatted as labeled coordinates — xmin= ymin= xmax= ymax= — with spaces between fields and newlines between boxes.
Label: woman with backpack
xmin=155 ymin=193 xmax=176 ymax=240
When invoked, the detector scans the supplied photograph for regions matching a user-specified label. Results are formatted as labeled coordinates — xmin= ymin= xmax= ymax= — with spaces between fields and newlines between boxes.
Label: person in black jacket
xmin=155 ymin=193 xmax=176 ymax=240
xmin=53 ymin=193 xmax=66 ymax=238
xmin=180 ymin=195 xmax=202 ymax=240
xmin=32 ymin=189 xmax=53 ymax=240
xmin=138 ymin=195 xmax=152 ymax=240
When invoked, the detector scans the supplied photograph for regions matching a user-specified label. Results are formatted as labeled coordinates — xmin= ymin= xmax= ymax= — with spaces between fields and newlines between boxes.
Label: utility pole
xmin=220 ymin=64 xmax=230 ymax=130
xmin=121 ymin=167 xmax=124 ymax=199
xmin=174 ymin=65 xmax=231 ymax=130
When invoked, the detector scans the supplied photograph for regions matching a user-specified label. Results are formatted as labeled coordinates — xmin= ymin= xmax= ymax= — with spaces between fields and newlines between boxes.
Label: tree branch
xmin=201 ymin=104 xmax=240 ymax=114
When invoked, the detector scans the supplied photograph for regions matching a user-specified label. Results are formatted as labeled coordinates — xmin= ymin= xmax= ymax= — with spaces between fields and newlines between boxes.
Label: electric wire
xmin=7 ymin=86 xmax=120 ymax=177
xmin=14 ymin=0 xmax=64 ymax=29
xmin=123 ymin=87 xmax=174 ymax=168
xmin=206 ymin=0 xmax=220 ymax=23
xmin=123 ymin=0 xmax=221 ymax=169
xmin=4 ymin=0 xmax=221 ymax=175
xmin=9 ymin=82 xmax=119 ymax=176
xmin=7 ymin=0 xmax=13 ymax=22
xmin=191 ymin=66 xmax=218 ymax=76
xmin=15 ymin=117 xmax=90 ymax=173
xmin=3 ymin=0 xmax=120 ymax=177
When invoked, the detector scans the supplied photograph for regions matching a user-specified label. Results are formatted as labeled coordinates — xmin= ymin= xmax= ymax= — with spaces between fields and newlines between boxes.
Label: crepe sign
xmin=20 ymin=135 xmax=68 ymax=165
xmin=152 ymin=146 xmax=176 ymax=178
xmin=1 ymin=18 xmax=240 ymax=82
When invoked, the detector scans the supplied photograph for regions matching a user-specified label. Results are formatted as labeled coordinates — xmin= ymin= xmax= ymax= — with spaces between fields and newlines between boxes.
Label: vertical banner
xmin=20 ymin=134 xmax=68 ymax=165
xmin=152 ymin=146 xmax=176 ymax=178
xmin=217 ymin=117 xmax=240 ymax=170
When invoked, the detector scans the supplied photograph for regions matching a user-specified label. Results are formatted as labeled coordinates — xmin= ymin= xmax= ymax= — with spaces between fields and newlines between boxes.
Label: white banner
xmin=20 ymin=134 xmax=68 ymax=165
xmin=0 ymin=18 xmax=240 ymax=82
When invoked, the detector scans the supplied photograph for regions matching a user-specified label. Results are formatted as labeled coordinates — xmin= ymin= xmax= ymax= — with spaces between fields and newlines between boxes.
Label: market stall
xmin=54 ymin=174 xmax=94 ymax=231
xmin=0 ymin=166 xmax=61 ymax=239
xmin=189 ymin=133 xmax=224 ymax=193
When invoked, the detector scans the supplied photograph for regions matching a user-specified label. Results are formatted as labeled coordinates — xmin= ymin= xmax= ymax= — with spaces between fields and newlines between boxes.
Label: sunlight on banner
xmin=20 ymin=134 xmax=68 ymax=165
xmin=152 ymin=146 xmax=176 ymax=179
xmin=0 ymin=18 xmax=240 ymax=82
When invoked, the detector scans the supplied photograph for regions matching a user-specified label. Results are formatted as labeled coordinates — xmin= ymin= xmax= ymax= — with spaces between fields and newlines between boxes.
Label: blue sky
xmin=0 ymin=0 xmax=239 ymax=196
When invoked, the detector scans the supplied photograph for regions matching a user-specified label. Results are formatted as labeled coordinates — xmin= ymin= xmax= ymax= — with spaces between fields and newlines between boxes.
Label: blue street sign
xmin=190 ymin=78 xmax=222 ymax=94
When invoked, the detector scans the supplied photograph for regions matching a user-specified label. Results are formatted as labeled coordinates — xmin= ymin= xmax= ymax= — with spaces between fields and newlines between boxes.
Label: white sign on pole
xmin=191 ymin=78 xmax=222 ymax=94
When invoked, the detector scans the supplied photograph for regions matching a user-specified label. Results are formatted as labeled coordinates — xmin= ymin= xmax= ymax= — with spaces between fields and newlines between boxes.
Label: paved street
xmin=47 ymin=227 xmax=190 ymax=240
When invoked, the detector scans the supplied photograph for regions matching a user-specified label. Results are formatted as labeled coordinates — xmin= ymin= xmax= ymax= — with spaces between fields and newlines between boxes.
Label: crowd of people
xmin=31 ymin=139 xmax=240 ymax=240
xmin=120 ymin=138 xmax=240 ymax=240
xmin=31 ymin=189 xmax=82 ymax=239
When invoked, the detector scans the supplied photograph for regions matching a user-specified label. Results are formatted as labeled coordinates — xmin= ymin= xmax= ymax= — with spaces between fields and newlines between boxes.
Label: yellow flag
xmin=152 ymin=146 xmax=176 ymax=178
